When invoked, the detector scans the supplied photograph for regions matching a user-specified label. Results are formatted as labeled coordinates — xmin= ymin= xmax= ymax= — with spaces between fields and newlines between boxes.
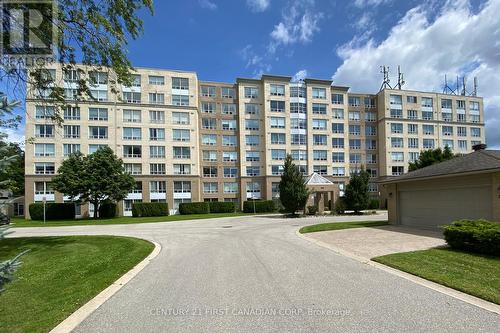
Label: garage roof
xmin=381 ymin=150 xmax=500 ymax=184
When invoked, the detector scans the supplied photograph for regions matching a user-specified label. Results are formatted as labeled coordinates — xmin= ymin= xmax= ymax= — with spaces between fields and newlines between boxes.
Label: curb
xmin=50 ymin=241 xmax=162 ymax=333
xmin=296 ymin=230 xmax=500 ymax=315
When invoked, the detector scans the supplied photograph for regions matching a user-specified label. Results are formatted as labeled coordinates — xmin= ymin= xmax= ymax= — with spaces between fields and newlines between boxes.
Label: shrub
xmin=208 ymin=201 xmax=235 ymax=213
xmin=243 ymin=200 xmax=275 ymax=213
xmin=307 ymin=205 xmax=318 ymax=215
xmin=132 ymin=202 xmax=169 ymax=217
xmin=29 ymin=203 xmax=75 ymax=220
xmin=99 ymin=202 xmax=117 ymax=218
xmin=334 ymin=197 xmax=347 ymax=215
xmin=443 ymin=219 xmax=500 ymax=256
xmin=368 ymin=199 xmax=380 ymax=210
xmin=179 ymin=202 xmax=209 ymax=215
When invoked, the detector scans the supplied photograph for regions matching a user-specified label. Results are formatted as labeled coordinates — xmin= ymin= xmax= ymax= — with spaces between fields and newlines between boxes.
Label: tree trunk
xmin=93 ymin=202 xmax=99 ymax=219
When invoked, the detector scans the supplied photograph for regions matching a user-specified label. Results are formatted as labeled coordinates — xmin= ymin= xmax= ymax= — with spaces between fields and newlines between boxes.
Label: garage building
xmin=382 ymin=149 xmax=500 ymax=229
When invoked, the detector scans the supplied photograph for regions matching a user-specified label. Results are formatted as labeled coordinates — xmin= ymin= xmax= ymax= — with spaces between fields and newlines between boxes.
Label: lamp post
xmin=252 ymin=194 xmax=256 ymax=214
xmin=42 ymin=196 xmax=46 ymax=224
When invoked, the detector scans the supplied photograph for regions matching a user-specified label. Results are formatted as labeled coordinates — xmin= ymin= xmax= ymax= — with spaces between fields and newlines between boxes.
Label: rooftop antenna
xmin=379 ymin=65 xmax=392 ymax=91
xmin=396 ymin=65 xmax=405 ymax=90
xmin=461 ymin=76 xmax=467 ymax=96
xmin=472 ymin=77 xmax=478 ymax=96
xmin=456 ymin=76 xmax=460 ymax=95
xmin=442 ymin=74 xmax=456 ymax=95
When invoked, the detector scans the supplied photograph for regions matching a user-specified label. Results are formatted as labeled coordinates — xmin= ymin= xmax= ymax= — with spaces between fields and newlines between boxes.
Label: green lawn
xmin=11 ymin=212 xmax=255 ymax=227
xmin=373 ymin=248 xmax=500 ymax=304
xmin=299 ymin=220 xmax=388 ymax=234
xmin=0 ymin=236 xmax=154 ymax=333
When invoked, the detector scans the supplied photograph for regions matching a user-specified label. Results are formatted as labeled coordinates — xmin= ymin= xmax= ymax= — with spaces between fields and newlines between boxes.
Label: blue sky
xmin=3 ymin=0 xmax=499 ymax=148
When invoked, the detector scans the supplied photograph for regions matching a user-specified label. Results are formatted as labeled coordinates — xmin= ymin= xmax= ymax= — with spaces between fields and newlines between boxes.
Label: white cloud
xmin=239 ymin=44 xmax=272 ymax=78
xmin=353 ymin=0 xmax=392 ymax=8
xmin=247 ymin=0 xmax=270 ymax=12
xmin=3 ymin=127 xmax=25 ymax=148
xmin=198 ymin=0 xmax=217 ymax=10
xmin=332 ymin=0 xmax=500 ymax=148
xmin=292 ymin=69 xmax=309 ymax=82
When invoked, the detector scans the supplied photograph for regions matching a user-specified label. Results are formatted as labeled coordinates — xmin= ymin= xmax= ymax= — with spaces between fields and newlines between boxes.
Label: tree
xmin=344 ymin=169 xmax=370 ymax=214
xmin=0 ymin=142 xmax=24 ymax=196
xmin=408 ymin=146 xmax=455 ymax=171
xmin=279 ymin=155 xmax=309 ymax=215
xmin=52 ymin=147 xmax=135 ymax=219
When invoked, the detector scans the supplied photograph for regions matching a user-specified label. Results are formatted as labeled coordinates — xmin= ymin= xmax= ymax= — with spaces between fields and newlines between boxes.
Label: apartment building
xmin=24 ymin=64 xmax=485 ymax=217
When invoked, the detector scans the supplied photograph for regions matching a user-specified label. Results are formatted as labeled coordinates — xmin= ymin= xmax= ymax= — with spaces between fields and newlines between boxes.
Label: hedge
xmin=208 ymin=201 xmax=235 ymax=213
xmin=443 ymin=219 xmax=500 ymax=256
xmin=307 ymin=205 xmax=318 ymax=215
xmin=243 ymin=200 xmax=275 ymax=213
xmin=29 ymin=203 xmax=75 ymax=220
xmin=99 ymin=202 xmax=117 ymax=218
xmin=368 ymin=199 xmax=380 ymax=210
xmin=132 ymin=202 xmax=169 ymax=217
xmin=179 ymin=202 xmax=210 ymax=215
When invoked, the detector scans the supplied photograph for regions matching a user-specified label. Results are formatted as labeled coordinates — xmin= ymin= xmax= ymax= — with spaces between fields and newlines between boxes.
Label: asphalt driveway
xmin=10 ymin=213 xmax=500 ymax=332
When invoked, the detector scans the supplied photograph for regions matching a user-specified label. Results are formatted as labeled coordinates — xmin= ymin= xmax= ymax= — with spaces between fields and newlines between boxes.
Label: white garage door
xmin=399 ymin=186 xmax=492 ymax=229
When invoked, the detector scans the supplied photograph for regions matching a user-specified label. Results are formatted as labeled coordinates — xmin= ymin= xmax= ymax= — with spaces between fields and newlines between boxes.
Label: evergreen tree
xmin=409 ymin=146 xmax=455 ymax=171
xmin=344 ymin=169 xmax=370 ymax=213
xmin=279 ymin=155 xmax=309 ymax=215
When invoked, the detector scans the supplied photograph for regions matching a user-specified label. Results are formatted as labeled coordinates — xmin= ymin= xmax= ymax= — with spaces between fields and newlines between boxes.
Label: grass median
xmin=373 ymin=248 xmax=500 ymax=304
xmin=299 ymin=220 xmax=388 ymax=234
xmin=0 ymin=236 xmax=154 ymax=333
xmin=11 ymin=212 xmax=255 ymax=227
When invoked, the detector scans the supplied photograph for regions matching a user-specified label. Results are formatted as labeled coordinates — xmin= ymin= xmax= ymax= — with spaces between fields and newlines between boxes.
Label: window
xmin=442 ymin=126 xmax=453 ymax=136
xmin=392 ymin=166 xmax=404 ymax=176
xmin=223 ymin=151 xmax=237 ymax=162
xmin=332 ymin=138 xmax=344 ymax=149
xmin=471 ymin=140 xmax=482 ymax=146
xmin=365 ymin=112 xmax=377 ymax=122
xmin=350 ymin=153 xmax=362 ymax=164
xmin=222 ymin=120 xmax=237 ymax=131
xmin=469 ymin=101 xmax=480 ymax=111
xmin=173 ymin=147 xmax=190 ymax=159
xmin=35 ymin=124 xmax=54 ymax=138
xmin=172 ymin=77 xmax=189 ymax=90
xmin=312 ymin=103 xmax=327 ymax=114
xmin=421 ymin=97 xmax=433 ymax=107
xmin=88 ymin=144 xmax=107 ymax=154
xmin=407 ymin=96 xmax=417 ymax=103
xmin=63 ymin=125 xmax=80 ymax=139
xmin=471 ymin=127 xmax=481 ymax=137
xmin=124 ymin=109 xmax=142 ymax=123
xmin=390 ymin=109 xmax=403 ymax=118
xmin=313 ymin=150 xmax=327 ymax=161
xmin=127 ymin=74 xmax=141 ymax=87
xmin=246 ymin=182 xmax=261 ymax=194
xmin=64 ymin=88 xmax=78 ymax=100
xmin=201 ymin=85 xmax=216 ymax=97
xmin=148 ymin=75 xmax=164 ymax=85
xmin=349 ymin=139 xmax=361 ymax=150
xmin=246 ymin=151 xmax=260 ymax=162
xmin=63 ymin=144 xmax=80 ymax=157
xmin=172 ymin=129 xmax=189 ymax=142
xmin=123 ymin=163 xmax=141 ymax=176
xmin=271 ymin=133 xmax=286 ymax=144
xmin=271 ymin=165 xmax=284 ymax=176
xmin=313 ymin=165 xmax=327 ymax=175
xmin=457 ymin=127 xmax=467 ymax=137
xmin=123 ymin=127 xmax=142 ymax=140
xmin=457 ymin=100 xmax=466 ymax=109
xmin=365 ymin=125 xmax=376 ymax=136
xmin=35 ymin=162 xmax=55 ymax=175
xmin=202 ymin=118 xmax=216 ymax=130
xmin=89 ymin=126 xmax=108 ymax=139
xmin=173 ymin=164 xmax=191 ymax=175
xmin=270 ymin=84 xmax=285 ymax=96
xmin=313 ymin=119 xmax=327 ymax=130
xmin=332 ymin=167 xmax=345 ymax=176
xmin=35 ymin=181 xmax=54 ymax=195
xmin=408 ymin=124 xmax=418 ymax=134
xmin=408 ymin=138 xmax=419 ymax=149
xmin=245 ymin=103 xmax=260 ymax=115
xmin=88 ymin=108 xmax=108 ymax=121
xmin=423 ymin=139 xmax=435 ymax=149
xmin=64 ymin=69 xmax=80 ymax=82
xmin=245 ymin=119 xmax=259 ymax=130
xmin=348 ymin=111 xmax=360 ymax=121
xmin=148 ymin=110 xmax=164 ymax=124
xmin=458 ymin=140 xmax=467 ymax=151
xmin=246 ymin=166 xmax=260 ymax=176
xmin=203 ymin=150 xmax=217 ymax=161
xmin=409 ymin=152 xmax=420 ymax=162
xmin=123 ymin=145 xmax=141 ymax=158
xmin=149 ymin=93 xmax=165 ymax=105
xmin=174 ymin=181 xmax=191 ymax=193
xmin=290 ymin=102 xmax=307 ymax=114
xmin=172 ymin=112 xmax=190 ymax=124
xmin=203 ymin=183 xmax=218 ymax=194
xmin=332 ymin=123 xmax=344 ymax=134
xmin=365 ymin=139 xmax=377 ymax=150
xmin=291 ymin=118 xmax=306 ymax=129
xmin=35 ymin=105 xmax=55 ymax=119
xmin=407 ymin=109 xmax=418 ymax=120
xmin=290 ymin=86 xmax=306 ymax=98
xmin=221 ymin=87 xmax=235 ymax=99
xmin=244 ymin=87 xmax=259 ymax=99
xmin=391 ymin=138 xmax=404 ymax=148
xmin=64 ymin=106 xmax=80 ymax=120
xmin=150 ymin=181 xmax=166 ymax=193
xmin=366 ymin=154 xmax=377 ymax=164
xmin=291 ymin=134 xmax=307 ymax=145
xmin=332 ymin=108 xmax=344 ymax=119
xmin=150 ymin=163 xmax=166 ymax=175
xmin=364 ymin=97 xmax=376 ymax=108
xmin=172 ymin=95 xmax=189 ymax=106
xmin=348 ymin=96 xmax=361 ymax=106
xmin=470 ymin=114 xmax=480 ymax=123
xmin=391 ymin=123 xmax=403 ymax=134
xmin=442 ymin=111 xmax=452 ymax=122
xmin=457 ymin=113 xmax=466 ymax=122
xmin=224 ymin=167 xmax=238 ymax=178
xmin=222 ymin=103 xmax=237 ymax=115
xmin=312 ymin=87 xmax=326 ymax=99
xmin=291 ymin=150 xmax=307 ymax=161
xmin=443 ymin=140 xmax=454 ymax=149
xmin=203 ymin=167 xmax=218 ymax=178
xmin=224 ymin=183 xmax=238 ymax=193
xmin=441 ymin=99 xmax=452 ymax=109
xmin=123 ymin=92 xmax=141 ymax=103
xmin=270 ymin=100 xmax=285 ymax=112
xmin=222 ymin=135 xmax=237 ymax=146
xmin=332 ymin=152 xmax=344 ymax=163
xmin=423 ymin=124 xmax=434 ymax=135
xmin=332 ymin=94 xmax=344 ymax=104
xmin=271 ymin=149 xmax=286 ymax=160
xmin=149 ymin=146 xmax=166 ymax=158
xmin=270 ymin=117 xmax=285 ymax=129
xmin=422 ymin=111 xmax=433 ymax=120
xmin=349 ymin=124 xmax=361 ymax=135
xmin=389 ymin=95 xmax=402 ymax=105
xmin=202 ymin=102 xmax=216 ymax=113
xmin=90 ymin=89 xmax=107 ymax=101
xmin=313 ymin=134 xmax=327 ymax=145
xmin=202 ymin=134 xmax=217 ymax=145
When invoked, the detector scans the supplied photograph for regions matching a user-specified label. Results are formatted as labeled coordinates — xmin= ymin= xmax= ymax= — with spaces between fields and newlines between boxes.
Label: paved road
xmin=12 ymin=213 xmax=500 ymax=332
